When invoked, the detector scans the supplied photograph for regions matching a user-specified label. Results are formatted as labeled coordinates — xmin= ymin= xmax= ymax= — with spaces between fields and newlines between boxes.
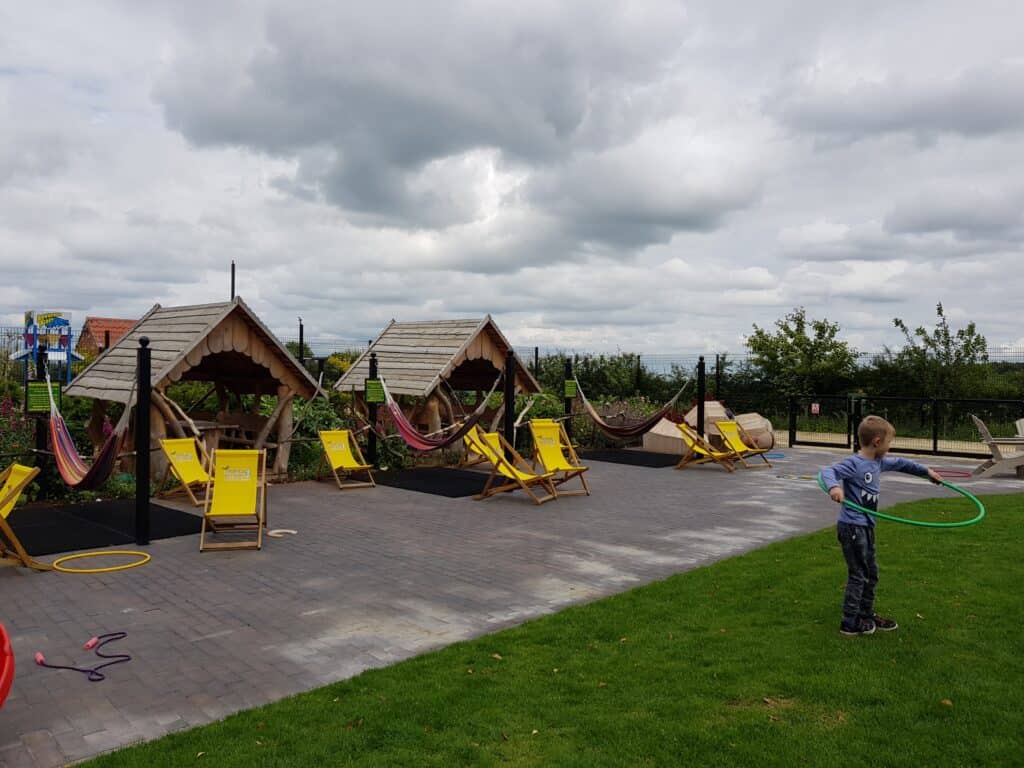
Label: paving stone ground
xmin=1 ymin=448 xmax=1018 ymax=766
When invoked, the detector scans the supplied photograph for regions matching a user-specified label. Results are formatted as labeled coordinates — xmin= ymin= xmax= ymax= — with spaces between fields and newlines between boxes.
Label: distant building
xmin=76 ymin=317 xmax=137 ymax=356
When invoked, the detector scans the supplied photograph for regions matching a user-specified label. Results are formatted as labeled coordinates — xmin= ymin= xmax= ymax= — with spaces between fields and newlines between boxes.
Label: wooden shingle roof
xmin=66 ymin=297 xmax=317 ymax=403
xmin=335 ymin=316 xmax=540 ymax=398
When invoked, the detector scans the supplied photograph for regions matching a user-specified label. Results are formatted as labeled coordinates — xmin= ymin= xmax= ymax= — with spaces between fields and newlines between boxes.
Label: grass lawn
xmin=87 ymin=493 xmax=1023 ymax=767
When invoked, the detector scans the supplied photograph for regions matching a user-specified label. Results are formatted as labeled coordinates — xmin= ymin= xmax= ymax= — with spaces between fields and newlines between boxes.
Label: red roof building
xmin=76 ymin=317 xmax=137 ymax=356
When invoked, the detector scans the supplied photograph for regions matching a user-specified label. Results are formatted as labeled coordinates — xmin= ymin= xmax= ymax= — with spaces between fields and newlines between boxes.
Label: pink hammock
xmin=382 ymin=376 xmax=501 ymax=452
xmin=576 ymin=377 xmax=691 ymax=441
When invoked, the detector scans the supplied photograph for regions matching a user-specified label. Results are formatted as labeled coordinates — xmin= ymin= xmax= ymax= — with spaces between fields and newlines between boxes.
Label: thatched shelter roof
xmin=335 ymin=317 xmax=540 ymax=398
xmin=66 ymin=297 xmax=317 ymax=403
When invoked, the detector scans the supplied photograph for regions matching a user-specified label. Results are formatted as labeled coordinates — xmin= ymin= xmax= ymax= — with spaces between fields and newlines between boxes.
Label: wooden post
xmin=272 ymin=386 xmax=294 ymax=476
xmin=135 ymin=337 xmax=151 ymax=546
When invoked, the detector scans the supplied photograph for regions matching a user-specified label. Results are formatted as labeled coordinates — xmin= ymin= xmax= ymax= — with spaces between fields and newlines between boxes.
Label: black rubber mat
xmin=374 ymin=467 xmax=485 ymax=498
xmin=5 ymin=500 xmax=202 ymax=557
xmin=579 ymin=449 xmax=679 ymax=468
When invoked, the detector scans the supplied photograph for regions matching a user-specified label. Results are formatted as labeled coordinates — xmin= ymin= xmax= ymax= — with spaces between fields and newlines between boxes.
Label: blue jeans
xmin=837 ymin=522 xmax=878 ymax=626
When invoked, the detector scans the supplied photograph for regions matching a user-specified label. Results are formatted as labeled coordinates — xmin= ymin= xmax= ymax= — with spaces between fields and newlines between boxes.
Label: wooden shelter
xmin=66 ymin=298 xmax=317 ymax=478
xmin=335 ymin=317 xmax=540 ymax=435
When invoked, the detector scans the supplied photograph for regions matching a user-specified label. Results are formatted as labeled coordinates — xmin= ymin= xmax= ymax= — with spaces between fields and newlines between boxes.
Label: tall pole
xmin=367 ymin=352 xmax=378 ymax=466
xmin=34 ymin=346 xmax=48 ymax=476
xmin=534 ymin=346 xmax=539 ymax=378
xmin=696 ymin=356 xmax=706 ymax=438
xmin=714 ymin=354 xmax=722 ymax=400
xmin=564 ymin=357 xmax=574 ymax=442
xmin=230 ymin=260 xmax=236 ymax=300
xmin=298 ymin=318 xmax=304 ymax=367
xmin=503 ymin=350 xmax=516 ymax=459
xmin=135 ymin=337 xmax=151 ymax=546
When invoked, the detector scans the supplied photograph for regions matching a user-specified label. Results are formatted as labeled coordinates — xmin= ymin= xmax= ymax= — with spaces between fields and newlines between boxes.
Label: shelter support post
xmin=696 ymin=356 xmax=706 ymax=438
xmin=367 ymin=353 xmax=378 ymax=466
xmin=564 ymin=357 xmax=573 ymax=442
xmin=504 ymin=350 xmax=516 ymax=460
xmin=135 ymin=337 xmax=151 ymax=546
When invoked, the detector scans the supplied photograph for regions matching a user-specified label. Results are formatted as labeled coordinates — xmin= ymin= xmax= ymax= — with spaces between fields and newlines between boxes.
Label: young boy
xmin=821 ymin=415 xmax=942 ymax=637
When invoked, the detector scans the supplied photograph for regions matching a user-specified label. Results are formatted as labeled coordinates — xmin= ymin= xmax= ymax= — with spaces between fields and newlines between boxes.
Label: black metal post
xmin=696 ymin=356 xmax=706 ymax=437
xmin=135 ymin=337 xmax=151 ymax=546
xmin=788 ymin=396 xmax=797 ymax=448
xmin=504 ymin=350 xmax=516 ymax=459
xmin=564 ymin=357 xmax=573 ymax=442
xmin=852 ymin=397 xmax=863 ymax=452
xmin=317 ymin=357 xmax=326 ymax=381
xmin=634 ymin=354 xmax=642 ymax=395
xmin=714 ymin=354 xmax=722 ymax=400
xmin=103 ymin=330 xmax=111 ymax=354
xmin=298 ymin=318 xmax=304 ymax=367
xmin=367 ymin=353 xmax=378 ymax=466
xmin=230 ymin=260 xmax=236 ymax=300
xmin=931 ymin=399 xmax=939 ymax=454
xmin=534 ymin=346 xmax=539 ymax=378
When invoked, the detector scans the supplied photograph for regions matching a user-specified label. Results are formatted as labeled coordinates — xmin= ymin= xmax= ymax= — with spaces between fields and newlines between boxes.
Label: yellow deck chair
xmin=200 ymin=449 xmax=267 ymax=552
xmin=464 ymin=429 xmax=558 ymax=505
xmin=715 ymin=420 xmax=772 ymax=469
xmin=460 ymin=425 xmax=492 ymax=467
xmin=318 ymin=430 xmax=375 ymax=489
xmin=159 ymin=437 xmax=212 ymax=506
xmin=529 ymin=419 xmax=589 ymax=496
xmin=0 ymin=464 xmax=50 ymax=571
xmin=675 ymin=422 xmax=737 ymax=472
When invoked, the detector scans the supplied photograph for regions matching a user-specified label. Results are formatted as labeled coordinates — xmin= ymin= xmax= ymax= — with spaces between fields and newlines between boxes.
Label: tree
xmin=886 ymin=303 xmax=988 ymax=399
xmin=745 ymin=307 xmax=858 ymax=395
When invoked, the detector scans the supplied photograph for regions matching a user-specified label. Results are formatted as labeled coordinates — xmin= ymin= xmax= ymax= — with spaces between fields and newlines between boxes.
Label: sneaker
xmin=839 ymin=618 xmax=876 ymax=637
xmin=870 ymin=615 xmax=898 ymax=631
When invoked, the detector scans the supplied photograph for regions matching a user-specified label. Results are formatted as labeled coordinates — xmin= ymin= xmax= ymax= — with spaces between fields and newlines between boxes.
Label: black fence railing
xmin=788 ymin=395 xmax=1024 ymax=457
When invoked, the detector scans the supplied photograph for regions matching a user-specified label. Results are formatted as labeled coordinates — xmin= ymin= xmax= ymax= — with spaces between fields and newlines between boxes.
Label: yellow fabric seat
xmin=715 ymin=420 xmax=772 ymax=468
xmin=529 ymin=419 xmax=589 ymax=496
xmin=200 ymin=449 xmax=268 ymax=552
xmin=159 ymin=438 xmax=211 ymax=506
xmin=675 ymin=422 xmax=737 ymax=472
xmin=0 ymin=464 xmax=50 ymax=570
xmin=319 ymin=430 xmax=375 ymax=489
xmin=464 ymin=426 xmax=557 ymax=505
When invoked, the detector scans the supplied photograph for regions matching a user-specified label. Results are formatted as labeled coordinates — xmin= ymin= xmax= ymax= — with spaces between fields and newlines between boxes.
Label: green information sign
xmin=26 ymin=382 xmax=60 ymax=414
xmin=365 ymin=379 xmax=385 ymax=404
xmin=563 ymin=380 xmax=578 ymax=399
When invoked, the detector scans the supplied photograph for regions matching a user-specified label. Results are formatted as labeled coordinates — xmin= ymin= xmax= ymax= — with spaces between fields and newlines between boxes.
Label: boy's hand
xmin=829 ymin=487 xmax=844 ymax=503
xmin=927 ymin=468 xmax=943 ymax=485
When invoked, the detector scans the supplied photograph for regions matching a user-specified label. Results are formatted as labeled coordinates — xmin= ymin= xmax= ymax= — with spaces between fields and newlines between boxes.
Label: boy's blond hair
xmin=858 ymin=415 xmax=895 ymax=447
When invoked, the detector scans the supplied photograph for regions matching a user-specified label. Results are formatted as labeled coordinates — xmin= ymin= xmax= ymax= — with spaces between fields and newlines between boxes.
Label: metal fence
xmin=787 ymin=395 xmax=1024 ymax=458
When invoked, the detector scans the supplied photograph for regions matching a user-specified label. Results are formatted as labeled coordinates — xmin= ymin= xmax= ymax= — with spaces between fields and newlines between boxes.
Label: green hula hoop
xmin=816 ymin=472 xmax=985 ymax=528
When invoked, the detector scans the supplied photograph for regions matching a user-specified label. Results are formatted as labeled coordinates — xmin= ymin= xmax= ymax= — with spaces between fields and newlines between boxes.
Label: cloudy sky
xmin=2 ymin=1 xmax=1022 ymax=354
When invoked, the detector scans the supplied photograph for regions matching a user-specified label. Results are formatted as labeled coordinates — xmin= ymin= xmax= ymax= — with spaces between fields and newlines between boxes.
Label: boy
xmin=821 ymin=415 xmax=942 ymax=637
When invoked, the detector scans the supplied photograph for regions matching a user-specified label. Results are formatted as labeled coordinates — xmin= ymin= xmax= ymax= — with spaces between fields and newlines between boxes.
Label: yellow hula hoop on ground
xmin=51 ymin=550 xmax=152 ymax=574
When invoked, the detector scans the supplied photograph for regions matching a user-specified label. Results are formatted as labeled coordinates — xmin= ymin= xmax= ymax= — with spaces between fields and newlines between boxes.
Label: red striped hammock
xmin=575 ymin=377 xmax=692 ymax=441
xmin=382 ymin=376 xmax=500 ymax=452
xmin=46 ymin=373 xmax=132 ymax=490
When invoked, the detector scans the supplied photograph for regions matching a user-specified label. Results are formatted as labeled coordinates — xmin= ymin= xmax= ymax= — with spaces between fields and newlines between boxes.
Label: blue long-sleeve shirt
xmin=821 ymin=454 xmax=930 ymax=527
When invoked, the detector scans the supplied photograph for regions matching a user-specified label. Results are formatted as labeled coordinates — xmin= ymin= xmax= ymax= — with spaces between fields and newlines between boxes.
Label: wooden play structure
xmin=66 ymin=298 xmax=318 ymax=480
xmin=335 ymin=317 xmax=541 ymax=437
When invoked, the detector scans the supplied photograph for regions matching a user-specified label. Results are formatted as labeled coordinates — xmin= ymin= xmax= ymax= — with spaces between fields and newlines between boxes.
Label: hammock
xmin=575 ymin=377 xmax=692 ymax=441
xmin=382 ymin=374 xmax=502 ymax=452
xmin=47 ymin=371 xmax=134 ymax=490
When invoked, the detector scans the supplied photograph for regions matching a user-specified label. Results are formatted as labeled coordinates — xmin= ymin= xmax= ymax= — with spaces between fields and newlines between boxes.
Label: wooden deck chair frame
xmin=715 ymin=420 xmax=772 ymax=469
xmin=460 ymin=426 xmax=492 ymax=468
xmin=465 ymin=430 xmax=558 ymax=505
xmin=200 ymin=449 xmax=268 ymax=552
xmin=158 ymin=437 xmax=212 ymax=506
xmin=969 ymin=414 xmax=1024 ymax=479
xmin=0 ymin=464 xmax=52 ymax=571
xmin=529 ymin=419 xmax=590 ymax=496
xmin=318 ymin=430 xmax=375 ymax=489
xmin=675 ymin=422 xmax=737 ymax=472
